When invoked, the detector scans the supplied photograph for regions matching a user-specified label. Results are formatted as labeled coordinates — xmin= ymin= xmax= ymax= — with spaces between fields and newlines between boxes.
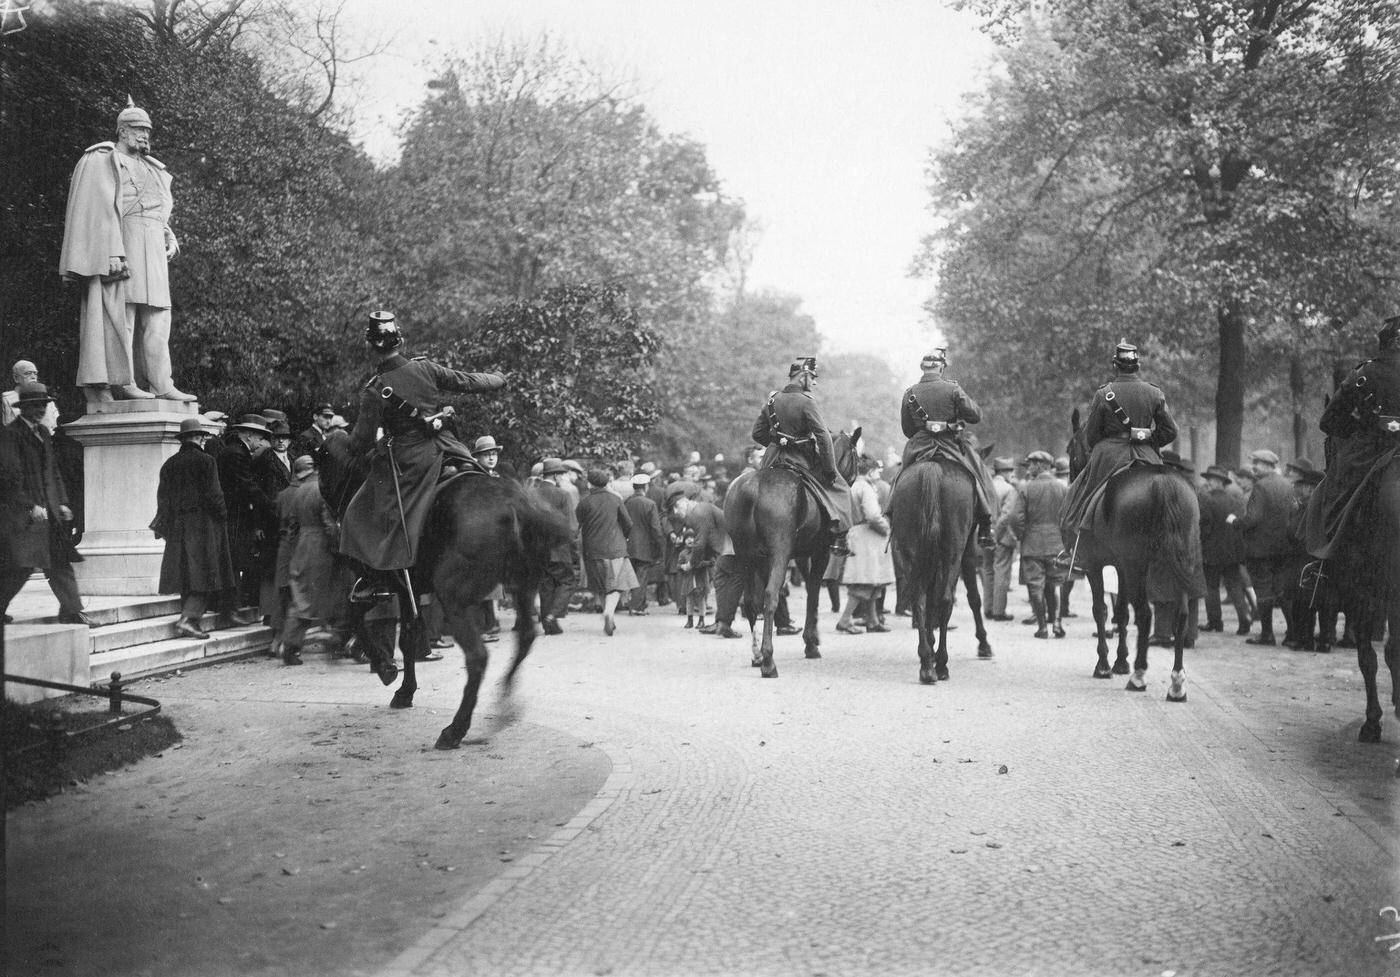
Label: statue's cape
xmin=58 ymin=146 xmax=169 ymax=280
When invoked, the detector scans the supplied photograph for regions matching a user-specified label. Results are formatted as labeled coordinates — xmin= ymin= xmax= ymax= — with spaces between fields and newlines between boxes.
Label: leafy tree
xmin=432 ymin=283 xmax=659 ymax=467
xmin=922 ymin=0 xmax=1400 ymax=464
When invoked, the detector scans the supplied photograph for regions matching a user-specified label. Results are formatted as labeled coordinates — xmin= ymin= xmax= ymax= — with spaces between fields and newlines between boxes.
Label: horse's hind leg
xmin=931 ymin=580 xmax=950 ymax=682
xmin=1126 ymin=587 xmax=1150 ymax=692
xmin=1089 ymin=570 xmax=1112 ymax=679
xmin=1166 ymin=598 xmax=1188 ymax=703
xmin=961 ymin=543 xmax=993 ymax=658
xmin=1355 ymin=608 xmax=1383 ymax=743
xmin=1112 ymin=589 xmax=1132 ymax=676
xmin=913 ymin=582 xmax=935 ymax=685
xmin=391 ymin=587 xmax=423 ymax=709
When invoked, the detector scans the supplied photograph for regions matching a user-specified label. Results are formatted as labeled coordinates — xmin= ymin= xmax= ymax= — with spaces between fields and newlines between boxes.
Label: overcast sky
xmin=339 ymin=0 xmax=995 ymax=376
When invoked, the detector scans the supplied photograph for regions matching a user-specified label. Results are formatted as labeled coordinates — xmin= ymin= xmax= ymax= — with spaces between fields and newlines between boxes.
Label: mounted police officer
xmin=1061 ymin=340 xmax=1179 ymax=543
xmin=1303 ymin=314 xmax=1400 ymax=561
xmin=339 ymin=310 xmax=505 ymax=601
xmin=897 ymin=347 xmax=997 ymax=548
xmin=751 ymin=356 xmax=855 ymax=554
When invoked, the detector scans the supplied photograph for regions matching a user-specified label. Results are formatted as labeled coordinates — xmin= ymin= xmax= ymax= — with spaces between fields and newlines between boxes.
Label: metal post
xmin=108 ymin=671 xmax=123 ymax=714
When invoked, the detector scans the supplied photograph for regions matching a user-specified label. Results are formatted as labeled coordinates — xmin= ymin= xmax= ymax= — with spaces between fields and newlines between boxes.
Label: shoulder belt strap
xmin=1101 ymin=385 xmax=1133 ymax=428
xmin=766 ymin=390 xmax=811 ymax=446
xmin=906 ymin=389 xmax=932 ymax=425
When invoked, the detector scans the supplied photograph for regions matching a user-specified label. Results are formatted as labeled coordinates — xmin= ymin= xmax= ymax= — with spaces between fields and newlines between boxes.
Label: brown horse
xmin=1066 ymin=411 xmax=1201 ymax=699
xmin=319 ymin=433 xmax=568 ymax=748
xmin=727 ymin=429 xmax=860 ymax=678
xmin=1321 ymin=459 xmax=1400 ymax=742
xmin=889 ymin=456 xmax=992 ymax=685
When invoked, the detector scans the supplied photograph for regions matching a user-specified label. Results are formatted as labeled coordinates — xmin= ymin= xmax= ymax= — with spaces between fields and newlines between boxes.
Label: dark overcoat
xmin=340 ymin=352 xmax=504 ymax=570
xmin=898 ymin=371 xmax=997 ymax=516
xmin=1239 ymin=471 xmax=1295 ymax=560
xmin=751 ymin=383 xmax=853 ymax=529
xmin=156 ymin=441 xmax=235 ymax=594
xmin=1063 ymin=373 xmax=1178 ymax=530
xmin=529 ymin=480 xmax=578 ymax=565
xmin=217 ymin=436 xmax=274 ymax=572
xmin=576 ymin=486 xmax=632 ymax=560
xmin=7 ymin=417 xmax=74 ymax=571
xmin=1304 ymin=347 xmax=1400 ymax=558
xmin=623 ymin=492 xmax=665 ymax=564
xmin=1198 ymin=483 xmax=1245 ymax=566
xmin=253 ymin=450 xmax=292 ymax=571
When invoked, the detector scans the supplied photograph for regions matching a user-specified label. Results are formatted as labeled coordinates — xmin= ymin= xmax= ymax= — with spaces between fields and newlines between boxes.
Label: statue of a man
xmin=58 ymin=99 xmax=195 ymax=406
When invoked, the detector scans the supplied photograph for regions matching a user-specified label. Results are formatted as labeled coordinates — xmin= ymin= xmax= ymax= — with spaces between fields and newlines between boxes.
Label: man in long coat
xmin=217 ymin=414 xmax=275 ymax=616
xmin=1227 ymin=449 xmax=1295 ymax=645
xmin=2 ymin=384 xmax=91 ymax=623
xmin=58 ymin=100 xmax=193 ymax=404
xmin=751 ymin=356 xmax=854 ymax=553
xmin=623 ymin=472 xmax=665 ymax=615
xmin=1198 ymin=464 xmax=1251 ymax=635
xmin=154 ymin=417 xmax=233 ymax=639
xmin=1303 ymin=315 xmax=1400 ymax=560
xmin=1062 ymin=341 xmax=1179 ymax=537
xmin=897 ymin=348 xmax=998 ymax=547
xmin=531 ymin=458 xmax=579 ymax=634
xmin=277 ymin=455 xmax=339 ymax=665
xmin=339 ymin=311 xmax=505 ymax=591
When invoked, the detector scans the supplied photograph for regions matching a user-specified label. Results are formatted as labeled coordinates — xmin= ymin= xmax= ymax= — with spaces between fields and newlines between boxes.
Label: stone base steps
xmin=88 ymin=623 xmax=272 ymax=685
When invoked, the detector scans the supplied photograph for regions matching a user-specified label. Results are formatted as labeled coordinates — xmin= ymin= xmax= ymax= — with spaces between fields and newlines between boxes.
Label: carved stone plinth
xmin=65 ymin=399 xmax=202 ymax=595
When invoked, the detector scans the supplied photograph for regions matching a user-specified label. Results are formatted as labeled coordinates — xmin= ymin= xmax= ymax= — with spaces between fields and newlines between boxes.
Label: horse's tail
xmin=1151 ymin=474 xmax=1200 ymax=597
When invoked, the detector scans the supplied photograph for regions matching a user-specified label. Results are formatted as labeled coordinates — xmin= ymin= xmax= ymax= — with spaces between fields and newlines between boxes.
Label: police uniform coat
xmin=898 ymin=371 xmax=997 ymax=517
xmin=340 ymin=352 xmax=505 ymax=570
xmin=751 ymin=383 xmax=854 ymax=530
xmin=1303 ymin=347 xmax=1400 ymax=558
xmin=155 ymin=441 xmax=234 ymax=595
xmin=1063 ymin=373 xmax=1178 ymax=530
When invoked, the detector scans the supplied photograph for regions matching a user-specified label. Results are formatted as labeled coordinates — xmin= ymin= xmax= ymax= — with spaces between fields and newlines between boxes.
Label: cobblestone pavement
xmin=380 ymin=595 xmax=1400 ymax=977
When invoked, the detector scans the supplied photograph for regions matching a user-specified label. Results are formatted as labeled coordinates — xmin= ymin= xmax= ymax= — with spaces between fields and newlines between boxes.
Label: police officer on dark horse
xmin=339 ymin=311 xmax=505 ymax=689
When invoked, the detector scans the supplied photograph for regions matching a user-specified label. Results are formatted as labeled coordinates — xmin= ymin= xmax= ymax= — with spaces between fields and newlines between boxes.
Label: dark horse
xmin=726 ymin=428 xmax=860 ymax=678
xmin=1066 ymin=410 xmax=1201 ymax=699
xmin=319 ymin=433 xmax=567 ymax=749
xmin=889 ymin=456 xmax=993 ymax=685
xmin=1321 ymin=458 xmax=1400 ymax=742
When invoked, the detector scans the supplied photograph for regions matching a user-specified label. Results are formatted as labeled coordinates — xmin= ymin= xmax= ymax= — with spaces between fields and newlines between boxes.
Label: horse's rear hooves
xmin=1166 ymin=691 xmax=1187 ymax=703
xmin=1093 ymin=666 xmax=1112 ymax=679
xmin=977 ymin=646 xmax=993 ymax=659
xmin=1125 ymin=681 xmax=1146 ymax=692
xmin=434 ymin=731 xmax=463 ymax=750
xmin=804 ymin=648 xmax=822 ymax=659
xmin=761 ymin=667 xmax=779 ymax=679
xmin=919 ymin=670 xmax=936 ymax=685
xmin=1358 ymin=722 xmax=1382 ymax=743
xmin=1112 ymin=662 xmax=1130 ymax=675
xmin=750 ymin=658 xmax=761 ymax=668
xmin=935 ymin=668 xmax=950 ymax=682
xmin=390 ymin=695 xmax=414 ymax=710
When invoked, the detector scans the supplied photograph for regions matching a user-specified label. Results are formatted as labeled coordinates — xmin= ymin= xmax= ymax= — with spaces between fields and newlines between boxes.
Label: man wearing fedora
xmin=217 ymin=414 xmax=275 ymax=620
xmin=1226 ymin=449 xmax=1294 ymax=644
xmin=153 ymin=417 xmax=234 ymax=639
xmin=1198 ymin=464 xmax=1252 ymax=635
xmin=472 ymin=435 xmax=502 ymax=475
xmin=59 ymin=99 xmax=195 ymax=405
xmin=1 ymin=383 xmax=92 ymax=624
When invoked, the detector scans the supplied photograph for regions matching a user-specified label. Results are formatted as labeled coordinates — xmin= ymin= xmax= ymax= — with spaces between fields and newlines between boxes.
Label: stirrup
xmin=350 ymin=575 xmax=395 ymax=604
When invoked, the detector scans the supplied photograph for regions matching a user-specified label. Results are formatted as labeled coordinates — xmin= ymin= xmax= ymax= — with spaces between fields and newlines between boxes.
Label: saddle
xmin=1081 ymin=461 xmax=1166 ymax=533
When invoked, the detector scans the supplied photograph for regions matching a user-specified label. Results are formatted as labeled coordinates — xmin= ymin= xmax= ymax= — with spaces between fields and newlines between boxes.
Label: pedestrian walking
xmin=623 ymin=473 xmax=665 ymax=614
xmin=1009 ymin=450 xmax=1068 ymax=638
xmin=576 ymin=467 xmax=638 ymax=636
xmin=836 ymin=457 xmax=894 ymax=634
xmin=1197 ymin=464 xmax=1252 ymax=635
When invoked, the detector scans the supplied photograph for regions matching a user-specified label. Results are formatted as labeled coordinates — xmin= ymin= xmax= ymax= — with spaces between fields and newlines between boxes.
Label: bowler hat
xmin=541 ymin=457 xmax=568 ymax=476
xmin=1025 ymin=450 xmax=1054 ymax=465
xmin=1202 ymin=465 xmax=1232 ymax=482
xmin=176 ymin=418 xmax=207 ymax=439
xmin=992 ymin=457 xmax=1016 ymax=472
xmin=472 ymin=435 xmax=501 ymax=454
xmin=231 ymin=414 xmax=272 ymax=436
xmin=268 ymin=420 xmax=291 ymax=437
xmin=15 ymin=382 xmax=53 ymax=405
xmin=1249 ymin=449 xmax=1280 ymax=466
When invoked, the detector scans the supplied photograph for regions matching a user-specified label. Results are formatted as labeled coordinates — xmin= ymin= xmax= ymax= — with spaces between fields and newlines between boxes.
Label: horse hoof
xmin=390 ymin=694 xmax=414 ymax=710
xmin=1166 ymin=690 xmax=1187 ymax=703
xmin=434 ymin=731 xmax=462 ymax=750
xmin=1093 ymin=665 xmax=1112 ymax=679
xmin=1358 ymin=722 xmax=1382 ymax=743
xmin=1125 ymin=680 xmax=1146 ymax=692
xmin=977 ymin=644 xmax=993 ymax=659
xmin=1112 ymin=661 xmax=1130 ymax=676
xmin=750 ymin=658 xmax=762 ymax=668
xmin=935 ymin=667 xmax=950 ymax=681
xmin=804 ymin=648 xmax=822 ymax=659
xmin=761 ymin=664 xmax=779 ymax=679
xmin=919 ymin=669 xmax=936 ymax=685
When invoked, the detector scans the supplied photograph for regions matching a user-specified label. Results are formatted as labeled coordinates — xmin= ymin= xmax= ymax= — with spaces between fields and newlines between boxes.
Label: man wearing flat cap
xmin=1009 ymin=451 xmax=1068 ymax=638
xmin=1062 ymin=340 xmax=1179 ymax=542
xmin=340 ymin=310 xmax=506 ymax=600
xmin=0 ymin=383 xmax=92 ymax=623
xmin=1197 ymin=464 xmax=1251 ymax=635
xmin=896 ymin=347 xmax=998 ymax=548
xmin=979 ymin=456 xmax=1019 ymax=621
xmin=59 ymin=99 xmax=194 ymax=405
xmin=751 ymin=355 xmax=855 ymax=554
xmin=1303 ymin=314 xmax=1400 ymax=564
xmin=530 ymin=458 xmax=579 ymax=634
xmin=1226 ymin=448 xmax=1294 ymax=644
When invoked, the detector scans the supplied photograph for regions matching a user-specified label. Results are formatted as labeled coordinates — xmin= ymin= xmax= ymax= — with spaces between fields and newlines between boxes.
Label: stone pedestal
xmin=65 ymin=399 xmax=201 ymax=595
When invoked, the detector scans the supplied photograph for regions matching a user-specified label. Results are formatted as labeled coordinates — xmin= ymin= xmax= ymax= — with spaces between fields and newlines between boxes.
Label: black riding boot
xmin=829 ymin=523 xmax=851 ymax=557
xmin=1029 ymin=589 xmax=1048 ymax=639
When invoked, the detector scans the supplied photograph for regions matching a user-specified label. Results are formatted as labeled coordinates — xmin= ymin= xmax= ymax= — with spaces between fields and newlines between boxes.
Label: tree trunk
xmin=1289 ymin=353 xmax=1307 ymax=462
xmin=1214 ymin=299 xmax=1246 ymax=467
